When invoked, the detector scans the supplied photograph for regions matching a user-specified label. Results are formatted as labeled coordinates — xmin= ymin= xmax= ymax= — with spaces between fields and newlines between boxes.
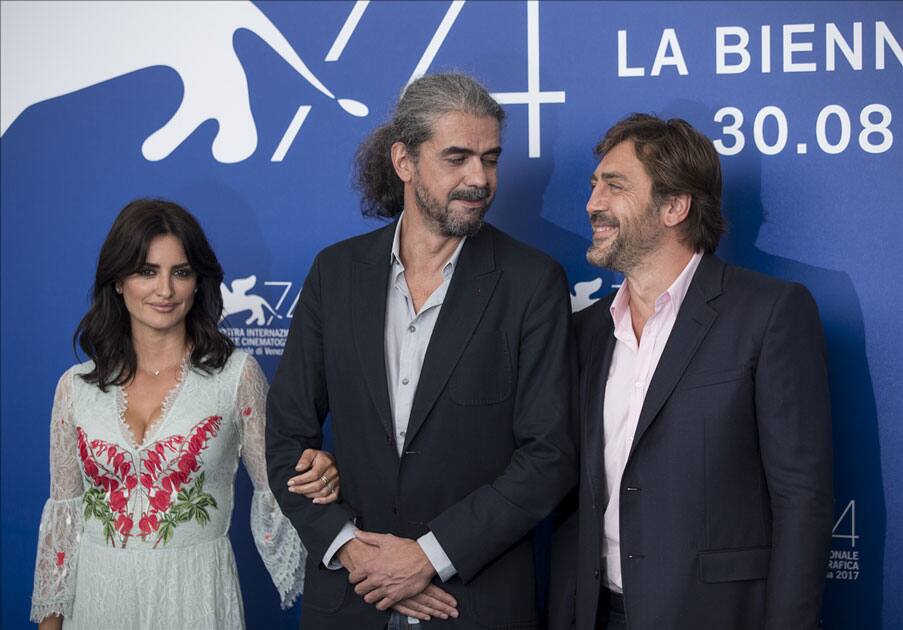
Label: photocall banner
xmin=1 ymin=2 xmax=900 ymax=628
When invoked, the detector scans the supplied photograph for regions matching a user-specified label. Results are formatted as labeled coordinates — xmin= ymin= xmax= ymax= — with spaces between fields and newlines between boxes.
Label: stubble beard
xmin=586 ymin=202 xmax=664 ymax=273
xmin=414 ymin=179 xmax=491 ymax=238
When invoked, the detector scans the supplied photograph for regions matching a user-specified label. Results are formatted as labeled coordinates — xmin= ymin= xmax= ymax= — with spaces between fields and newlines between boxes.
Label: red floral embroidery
xmin=77 ymin=416 xmax=221 ymax=547
xmin=55 ymin=552 xmax=65 ymax=567
xmin=139 ymin=513 xmax=159 ymax=535
xmin=149 ymin=489 xmax=171 ymax=512
xmin=109 ymin=489 xmax=128 ymax=512
xmin=243 ymin=407 xmax=252 ymax=417
xmin=114 ymin=513 xmax=133 ymax=536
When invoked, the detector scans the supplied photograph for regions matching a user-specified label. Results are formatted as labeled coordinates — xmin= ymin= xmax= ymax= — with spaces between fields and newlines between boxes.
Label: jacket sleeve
xmin=428 ymin=260 xmax=579 ymax=582
xmin=547 ymin=489 xmax=579 ymax=630
xmin=755 ymin=283 xmax=833 ymax=629
xmin=266 ymin=254 xmax=354 ymax=566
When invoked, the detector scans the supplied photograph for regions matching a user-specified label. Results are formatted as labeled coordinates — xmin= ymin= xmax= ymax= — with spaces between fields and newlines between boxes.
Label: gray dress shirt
xmin=322 ymin=215 xmax=465 ymax=608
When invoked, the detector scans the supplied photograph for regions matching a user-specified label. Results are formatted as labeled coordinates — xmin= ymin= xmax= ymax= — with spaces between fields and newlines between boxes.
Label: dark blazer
xmin=549 ymin=254 xmax=833 ymax=630
xmin=267 ymin=221 xmax=578 ymax=629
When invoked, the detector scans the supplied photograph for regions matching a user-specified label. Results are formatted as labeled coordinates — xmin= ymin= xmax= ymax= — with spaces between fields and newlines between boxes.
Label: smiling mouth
xmin=149 ymin=303 xmax=177 ymax=311
xmin=592 ymin=225 xmax=618 ymax=241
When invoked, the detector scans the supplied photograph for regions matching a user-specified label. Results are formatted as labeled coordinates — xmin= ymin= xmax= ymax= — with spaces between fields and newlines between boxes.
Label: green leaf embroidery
xmin=151 ymin=474 xmax=218 ymax=547
xmin=82 ymin=488 xmax=114 ymax=539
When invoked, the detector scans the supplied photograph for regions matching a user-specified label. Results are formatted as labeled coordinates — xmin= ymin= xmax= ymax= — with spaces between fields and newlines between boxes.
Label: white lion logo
xmin=221 ymin=275 xmax=281 ymax=326
xmin=570 ymin=278 xmax=604 ymax=312
xmin=1 ymin=1 xmax=368 ymax=162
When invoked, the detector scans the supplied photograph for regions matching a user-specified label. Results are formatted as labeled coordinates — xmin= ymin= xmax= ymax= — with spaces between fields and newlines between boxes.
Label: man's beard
xmin=586 ymin=201 xmax=663 ymax=273
xmin=414 ymin=180 xmax=491 ymax=238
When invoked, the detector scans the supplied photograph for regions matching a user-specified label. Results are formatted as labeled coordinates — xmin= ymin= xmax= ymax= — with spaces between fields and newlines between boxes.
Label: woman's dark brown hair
xmin=75 ymin=198 xmax=233 ymax=390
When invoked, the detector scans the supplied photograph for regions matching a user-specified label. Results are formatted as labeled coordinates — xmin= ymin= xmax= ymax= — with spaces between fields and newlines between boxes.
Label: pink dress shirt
xmin=601 ymin=252 xmax=703 ymax=593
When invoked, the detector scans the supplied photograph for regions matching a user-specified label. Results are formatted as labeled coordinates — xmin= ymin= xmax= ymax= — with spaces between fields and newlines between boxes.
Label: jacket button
xmin=626 ymin=486 xmax=641 ymax=492
xmin=593 ymin=569 xmax=600 ymax=580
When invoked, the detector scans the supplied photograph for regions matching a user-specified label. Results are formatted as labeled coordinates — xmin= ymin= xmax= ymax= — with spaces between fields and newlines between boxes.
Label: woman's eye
xmin=173 ymin=268 xmax=194 ymax=278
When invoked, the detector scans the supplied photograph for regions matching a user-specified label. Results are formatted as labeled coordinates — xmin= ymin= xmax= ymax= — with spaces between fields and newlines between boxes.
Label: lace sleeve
xmin=237 ymin=355 xmax=307 ymax=608
xmin=30 ymin=369 xmax=85 ymax=623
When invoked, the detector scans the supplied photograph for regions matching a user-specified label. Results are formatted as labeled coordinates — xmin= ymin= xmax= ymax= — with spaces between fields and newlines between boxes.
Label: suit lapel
xmin=582 ymin=308 xmax=616 ymax=511
xmin=402 ymin=226 xmax=499 ymax=450
xmin=628 ymin=255 xmax=725 ymax=458
xmin=352 ymin=222 xmax=396 ymax=441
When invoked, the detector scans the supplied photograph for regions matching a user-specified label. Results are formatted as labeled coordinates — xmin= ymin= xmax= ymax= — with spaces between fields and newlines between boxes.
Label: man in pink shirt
xmin=549 ymin=114 xmax=833 ymax=630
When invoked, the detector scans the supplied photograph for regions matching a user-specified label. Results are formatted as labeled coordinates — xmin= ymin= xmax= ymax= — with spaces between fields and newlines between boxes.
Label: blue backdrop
xmin=1 ymin=2 xmax=900 ymax=628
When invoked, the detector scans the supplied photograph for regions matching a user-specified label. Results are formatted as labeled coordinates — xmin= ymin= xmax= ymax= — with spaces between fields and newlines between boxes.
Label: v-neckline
xmin=115 ymin=358 xmax=189 ymax=450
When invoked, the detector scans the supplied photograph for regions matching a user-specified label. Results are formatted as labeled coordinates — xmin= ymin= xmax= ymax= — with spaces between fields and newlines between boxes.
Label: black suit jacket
xmin=267 ymin=221 xmax=578 ymax=629
xmin=549 ymin=254 xmax=833 ymax=630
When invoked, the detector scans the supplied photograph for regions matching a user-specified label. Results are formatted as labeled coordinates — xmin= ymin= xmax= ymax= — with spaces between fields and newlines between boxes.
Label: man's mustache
xmin=589 ymin=211 xmax=619 ymax=228
xmin=450 ymin=187 xmax=490 ymax=202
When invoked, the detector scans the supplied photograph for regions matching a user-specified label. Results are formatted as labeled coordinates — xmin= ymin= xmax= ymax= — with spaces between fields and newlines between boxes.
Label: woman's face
xmin=116 ymin=234 xmax=197 ymax=338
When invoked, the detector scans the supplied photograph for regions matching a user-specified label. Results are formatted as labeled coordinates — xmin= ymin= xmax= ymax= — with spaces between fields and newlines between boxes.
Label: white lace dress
xmin=30 ymin=351 xmax=306 ymax=629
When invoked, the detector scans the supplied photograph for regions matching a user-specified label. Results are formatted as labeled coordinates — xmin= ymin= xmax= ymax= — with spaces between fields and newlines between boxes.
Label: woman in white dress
xmin=30 ymin=199 xmax=339 ymax=629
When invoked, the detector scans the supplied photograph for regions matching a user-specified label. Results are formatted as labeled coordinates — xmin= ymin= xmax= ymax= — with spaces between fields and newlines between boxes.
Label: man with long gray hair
xmin=267 ymin=73 xmax=577 ymax=629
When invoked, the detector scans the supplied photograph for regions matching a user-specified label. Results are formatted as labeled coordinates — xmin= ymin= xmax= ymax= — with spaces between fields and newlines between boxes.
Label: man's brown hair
xmin=596 ymin=113 xmax=726 ymax=253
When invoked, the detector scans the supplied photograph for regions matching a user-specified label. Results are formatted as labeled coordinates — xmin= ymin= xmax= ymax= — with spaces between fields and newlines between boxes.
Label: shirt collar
xmin=390 ymin=212 xmax=467 ymax=277
xmin=610 ymin=251 xmax=704 ymax=332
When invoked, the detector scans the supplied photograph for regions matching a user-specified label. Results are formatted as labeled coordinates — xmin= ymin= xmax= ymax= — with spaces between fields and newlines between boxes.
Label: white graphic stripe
xmin=492 ymin=91 xmax=566 ymax=104
xmin=263 ymin=281 xmax=293 ymax=325
xmin=271 ymin=105 xmax=312 ymax=162
xmin=407 ymin=0 xmax=466 ymax=85
xmin=528 ymin=0 xmax=540 ymax=93
xmin=490 ymin=0 xmax=565 ymax=158
xmin=325 ymin=1 xmax=370 ymax=62
xmin=527 ymin=0 xmax=542 ymax=157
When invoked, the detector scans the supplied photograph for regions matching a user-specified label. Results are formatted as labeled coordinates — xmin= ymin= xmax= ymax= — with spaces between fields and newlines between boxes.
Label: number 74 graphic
xmin=832 ymin=499 xmax=858 ymax=548
xmin=274 ymin=0 xmax=566 ymax=162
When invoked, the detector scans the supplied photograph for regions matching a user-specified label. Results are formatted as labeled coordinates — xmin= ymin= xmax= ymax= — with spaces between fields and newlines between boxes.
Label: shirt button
xmin=634 ymin=381 xmax=643 ymax=388
xmin=400 ymin=430 xmax=406 ymax=437
xmin=402 ymin=378 xmax=409 ymax=385
xmin=408 ymin=325 xmax=416 ymax=333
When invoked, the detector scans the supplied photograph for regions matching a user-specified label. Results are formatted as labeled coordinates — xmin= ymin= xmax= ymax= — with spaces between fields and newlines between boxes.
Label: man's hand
xmin=392 ymin=584 xmax=459 ymax=621
xmin=348 ymin=531 xmax=436 ymax=610
xmin=336 ymin=537 xmax=379 ymax=574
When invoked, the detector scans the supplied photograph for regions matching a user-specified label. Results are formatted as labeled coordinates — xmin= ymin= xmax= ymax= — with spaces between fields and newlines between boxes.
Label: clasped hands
xmin=337 ymin=532 xmax=459 ymax=622
xmin=289 ymin=449 xmax=458 ymax=621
